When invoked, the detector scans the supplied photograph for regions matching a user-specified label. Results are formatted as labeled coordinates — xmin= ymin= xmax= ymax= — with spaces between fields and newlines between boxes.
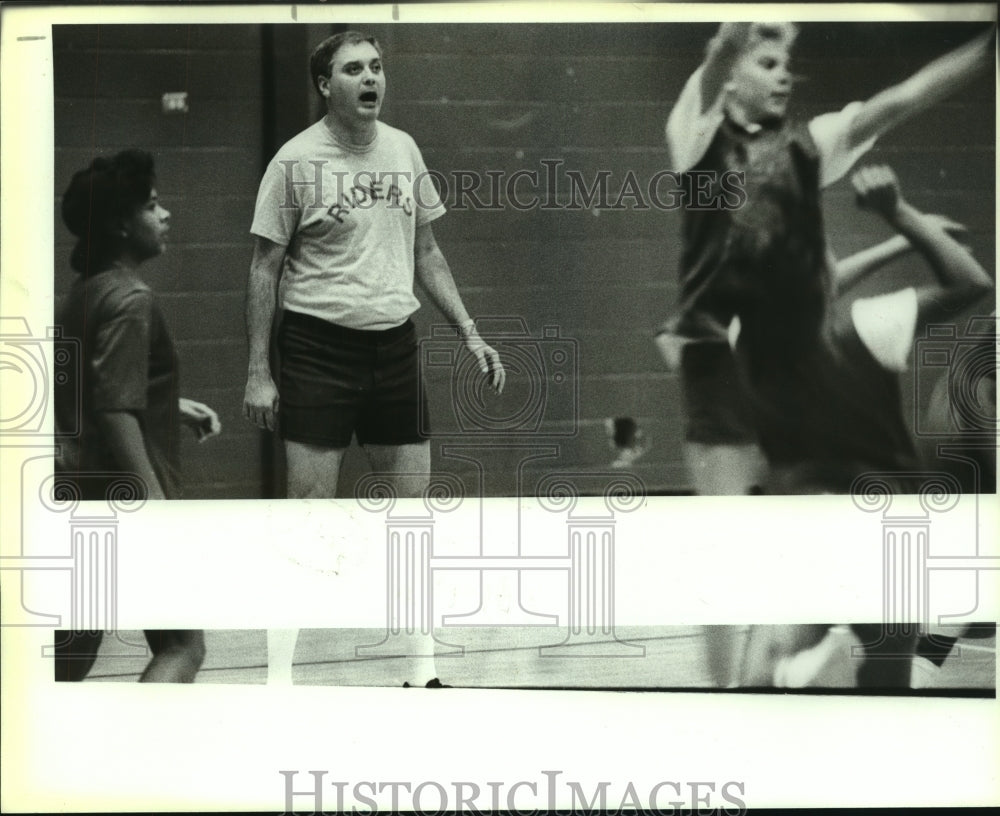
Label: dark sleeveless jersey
xmin=735 ymin=306 xmax=920 ymax=494
xmin=707 ymin=114 xmax=918 ymax=493
xmin=676 ymin=117 xmax=828 ymax=344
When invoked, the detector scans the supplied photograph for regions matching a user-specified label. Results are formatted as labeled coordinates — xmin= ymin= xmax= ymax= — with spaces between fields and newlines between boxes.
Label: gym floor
xmin=78 ymin=625 xmax=995 ymax=693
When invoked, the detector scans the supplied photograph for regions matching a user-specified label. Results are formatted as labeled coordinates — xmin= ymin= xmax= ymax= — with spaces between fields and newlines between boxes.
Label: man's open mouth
xmin=359 ymin=91 xmax=378 ymax=103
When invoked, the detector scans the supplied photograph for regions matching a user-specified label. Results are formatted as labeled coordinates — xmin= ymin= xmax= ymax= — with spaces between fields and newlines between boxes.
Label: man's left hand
xmin=463 ymin=331 xmax=506 ymax=394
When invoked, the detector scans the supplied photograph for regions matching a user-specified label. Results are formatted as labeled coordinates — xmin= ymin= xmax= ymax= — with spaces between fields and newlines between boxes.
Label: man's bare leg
xmin=268 ymin=442 xmax=348 ymax=685
xmin=286 ymin=441 xmax=347 ymax=499
xmin=365 ymin=442 xmax=439 ymax=686
xmin=365 ymin=442 xmax=431 ymax=498
xmin=266 ymin=629 xmax=299 ymax=686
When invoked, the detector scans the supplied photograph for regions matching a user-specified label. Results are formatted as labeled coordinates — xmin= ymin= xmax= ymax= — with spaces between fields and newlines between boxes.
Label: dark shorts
xmin=680 ymin=341 xmax=757 ymax=445
xmin=277 ymin=310 xmax=428 ymax=448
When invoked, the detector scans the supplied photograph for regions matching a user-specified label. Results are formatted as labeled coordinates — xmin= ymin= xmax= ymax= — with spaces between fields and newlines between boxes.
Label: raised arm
xmin=853 ymin=165 xmax=993 ymax=328
xmin=698 ymin=23 xmax=754 ymax=114
xmin=833 ymin=234 xmax=912 ymax=294
xmin=414 ymin=223 xmax=505 ymax=393
xmin=243 ymin=235 xmax=286 ymax=431
xmin=834 ymin=211 xmax=973 ymax=294
xmin=666 ymin=23 xmax=751 ymax=171
xmin=848 ymin=27 xmax=995 ymax=150
xmin=666 ymin=23 xmax=798 ymax=170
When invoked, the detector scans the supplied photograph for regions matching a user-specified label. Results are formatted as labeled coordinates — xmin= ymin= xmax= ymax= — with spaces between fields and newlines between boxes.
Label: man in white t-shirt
xmin=244 ymin=31 xmax=504 ymax=496
xmin=243 ymin=31 xmax=506 ymax=687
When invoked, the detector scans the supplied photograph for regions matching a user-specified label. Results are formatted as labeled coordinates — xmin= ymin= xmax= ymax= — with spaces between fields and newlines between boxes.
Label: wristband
xmin=459 ymin=319 xmax=477 ymax=337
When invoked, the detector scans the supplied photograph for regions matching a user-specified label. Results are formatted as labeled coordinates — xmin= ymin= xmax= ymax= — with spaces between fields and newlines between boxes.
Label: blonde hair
xmin=706 ymin=22 xmax=799 ymax=61
xmin=747 ymin=22 xmax=798 ymax=52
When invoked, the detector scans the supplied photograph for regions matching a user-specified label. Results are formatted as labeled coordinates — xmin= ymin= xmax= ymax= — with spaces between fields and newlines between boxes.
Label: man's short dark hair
xmin=61 ymin=149 xmax=156 ymax=275
xmin=310 ymin=31 xmax=383 ymax=97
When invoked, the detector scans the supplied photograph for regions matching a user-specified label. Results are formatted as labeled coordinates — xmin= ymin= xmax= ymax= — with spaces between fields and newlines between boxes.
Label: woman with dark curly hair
xmin=54 ymin=149 xmax=219 ymax=682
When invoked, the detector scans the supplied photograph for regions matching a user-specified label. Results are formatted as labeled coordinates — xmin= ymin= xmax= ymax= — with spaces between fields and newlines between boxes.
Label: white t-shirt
xmin=665 ymin=64 xmax=877 ymax=188
xmin=251 ymin=119 xmax=446 ymax=330
xmin=851 ymin=287 xmax=918 ymax=373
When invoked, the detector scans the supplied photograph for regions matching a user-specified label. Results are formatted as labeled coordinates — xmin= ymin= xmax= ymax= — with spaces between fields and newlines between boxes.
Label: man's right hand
xmin=243 ymin=373 xmax=280 ymax=431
